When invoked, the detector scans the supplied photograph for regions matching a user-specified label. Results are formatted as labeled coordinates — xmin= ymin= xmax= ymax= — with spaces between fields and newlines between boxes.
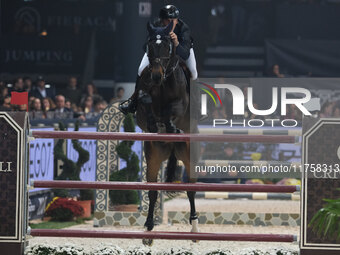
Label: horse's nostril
xmin=151 ymin=73 xmax=162 ymax=83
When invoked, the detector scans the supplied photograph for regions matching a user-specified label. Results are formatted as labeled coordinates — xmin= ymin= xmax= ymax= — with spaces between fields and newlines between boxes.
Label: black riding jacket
xmin=150 ymin=18 xmax=192 ymax=61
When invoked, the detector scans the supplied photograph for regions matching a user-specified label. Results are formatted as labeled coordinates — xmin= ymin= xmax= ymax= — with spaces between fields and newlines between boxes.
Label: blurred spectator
xmin=269 ymin=64 xmax=285 ymax=78
xmin=28 ymin=96 xmax=35 ymax=106
xmin=51 ymin=95 xmax=72 ymax=114
xmin=94 ymin=100 xmax=107 ymax=113
xmin=286 ymin=104 xmax=302 ymax=122
xmin=70 ymin=103 xmax=80 ymax=113
xmin=110 ymin=87 xmax=125 ymax=103
xmin=31 ymin=76 xmax=55 ymax=100
xmin=333 ymin=103 xmax=340 ymax=117
xmin=18 ymin=104 xmax=28 ymax=112
xmin=320 ymin=101 xmax=333 ymax=118
xmin=42 ymin=97 xmax=56 ymax=112
xmin=30 ymin=98 xmax=42 ymax=112
xmin=0 ymin=86 xmax=9 ymax=99
xmin=0 ymin=95 xmax=11 ymax=111
xmin=12 ymin=77 xmax=25 ymax=92
xmin=30 ymin=98 xmax=45 ymax=119
xmin=65 ymin=99 xmax=72 ymax=109
xmin=49 ymin=95 xmax=75 ymax=119
xmin=221 ymin=144 xmax=237 ymax=160
xmin=82 ymin=96 xmax=94 ymax=113
xmin=81 ymin=83 xmax=102 ymax=105
xmin=64 ymin=76 xmax=82 ymax=105
xmin=24 ymin=77 xmax=33 ymax=95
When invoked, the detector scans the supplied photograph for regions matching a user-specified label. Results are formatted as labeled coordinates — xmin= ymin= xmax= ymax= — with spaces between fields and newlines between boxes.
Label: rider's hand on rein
xmin=169 ymin=32 xmax=179 ymax=47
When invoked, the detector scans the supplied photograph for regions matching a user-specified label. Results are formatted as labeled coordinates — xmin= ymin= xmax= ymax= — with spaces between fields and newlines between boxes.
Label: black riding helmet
xmin=159 ymin=5 xmax=180 ymax=19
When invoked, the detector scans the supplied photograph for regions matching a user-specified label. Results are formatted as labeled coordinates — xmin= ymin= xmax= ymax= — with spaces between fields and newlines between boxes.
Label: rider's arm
xmin=175 ymin=25 xmax=191 ymax=61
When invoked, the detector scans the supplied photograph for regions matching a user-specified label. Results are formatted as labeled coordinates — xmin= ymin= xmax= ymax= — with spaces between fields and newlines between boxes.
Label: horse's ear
xmin=163 ymin=20 xmax=173 ymax=35
xmin=147 ymin=21 xmax=155 ymax=35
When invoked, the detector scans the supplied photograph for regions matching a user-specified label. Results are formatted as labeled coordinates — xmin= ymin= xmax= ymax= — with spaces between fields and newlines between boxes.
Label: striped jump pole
xmin=31 ymin=180 xmax=300 ymax=193
xmin=28 ymin=229 xmax=297 ymax=243
xmin=30 ymin=131 xmax=298 ymax=144
xmin=185 ymin=192 xmax=300 ymax=200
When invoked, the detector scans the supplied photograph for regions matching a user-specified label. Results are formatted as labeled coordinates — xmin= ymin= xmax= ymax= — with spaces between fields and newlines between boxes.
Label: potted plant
xmin=53 ymin=121 xmax=92 ymax=218
xmin=308 ymin=188 xmax=340 ymax=241
xmin=45 ymin=197 xmax=84 ymax=221
xmin=109 ymin=113 xmax=140 ymax=211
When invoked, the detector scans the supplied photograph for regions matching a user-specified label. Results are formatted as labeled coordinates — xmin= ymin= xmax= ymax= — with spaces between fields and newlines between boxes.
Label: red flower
xmin=45 ymin=197 xmax=84 ymax=221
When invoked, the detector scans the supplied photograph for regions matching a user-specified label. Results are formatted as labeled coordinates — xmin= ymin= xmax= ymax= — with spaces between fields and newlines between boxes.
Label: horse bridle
xmin=146 ymin=37 xmax=179 ymax=80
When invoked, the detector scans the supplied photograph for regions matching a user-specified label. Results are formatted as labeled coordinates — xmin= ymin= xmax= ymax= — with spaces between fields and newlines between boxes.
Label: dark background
xmin=1 ymin=0 xmax=340 ymax=89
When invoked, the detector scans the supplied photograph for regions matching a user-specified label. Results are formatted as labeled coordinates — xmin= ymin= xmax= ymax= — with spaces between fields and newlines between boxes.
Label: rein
xmin=148 ymin=56 xmax=179 ymax=80
xmin=147 ymin=37 xmax=179 ymax=80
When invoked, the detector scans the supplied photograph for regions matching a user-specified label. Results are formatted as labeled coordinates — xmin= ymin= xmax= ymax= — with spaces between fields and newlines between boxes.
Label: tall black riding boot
xmin=119 ymin=76 xmax=140 ymax=115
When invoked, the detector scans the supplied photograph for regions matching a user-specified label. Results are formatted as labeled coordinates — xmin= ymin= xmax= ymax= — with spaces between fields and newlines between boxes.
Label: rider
xmin=120 ymin=4 xmax=198 ymax=115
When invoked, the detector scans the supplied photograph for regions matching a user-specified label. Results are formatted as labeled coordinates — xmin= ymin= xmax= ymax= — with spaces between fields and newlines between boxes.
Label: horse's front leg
xmin=162 ymin=103 xmax=182 ymax=133
xmin=187 ymin=191 xmax=199 ymax=233
xmin=143 ymin=141 xmax=163 ymax=246
xmin=182 ymin=157 xmax=199 ymax=237
xmin=145 ymin=190 xmax=157 ymax=231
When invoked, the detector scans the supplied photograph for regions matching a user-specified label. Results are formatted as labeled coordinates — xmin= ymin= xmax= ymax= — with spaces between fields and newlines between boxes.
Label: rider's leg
xmin=185 ymin=48 xmax=198 ymax=80
xmin=119 ymin=53 xmax=149 ymax=114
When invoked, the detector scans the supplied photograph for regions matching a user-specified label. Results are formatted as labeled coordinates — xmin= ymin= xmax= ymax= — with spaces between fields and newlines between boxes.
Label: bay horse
xmin=135 ymin=21 xmax=200 ymax=245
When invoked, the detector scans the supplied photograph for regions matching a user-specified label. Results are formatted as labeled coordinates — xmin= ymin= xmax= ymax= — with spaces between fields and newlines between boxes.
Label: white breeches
xmin=137 ymin=48 xmax=198 ymax=80
xmin=186 ymin=48 xmax=198 ymax=80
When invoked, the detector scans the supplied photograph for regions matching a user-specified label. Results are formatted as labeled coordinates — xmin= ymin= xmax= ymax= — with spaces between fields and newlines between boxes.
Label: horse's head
xmin=146 ymin=21 xmax=174 ymax=84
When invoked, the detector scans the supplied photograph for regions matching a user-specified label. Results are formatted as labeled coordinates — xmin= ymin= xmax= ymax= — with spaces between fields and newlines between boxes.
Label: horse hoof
xmin=144 ymin=219 xmax=154 ymax=231
xmin=176 ymin=128 xmax=183 ymax=134
xmin=142 ymin=238 xmax=154 ymax=246
xmin=191 ymin=218 xmax=200 ymax=243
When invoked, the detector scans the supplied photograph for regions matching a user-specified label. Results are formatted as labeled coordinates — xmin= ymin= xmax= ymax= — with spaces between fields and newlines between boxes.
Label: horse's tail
xmin=165 ymin=150 xmax=177 ymax=183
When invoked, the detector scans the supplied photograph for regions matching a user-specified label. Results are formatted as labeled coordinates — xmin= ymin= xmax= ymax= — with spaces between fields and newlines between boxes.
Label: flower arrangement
xmin=45 ymin=197 xmax=84 ymax=221
xmin=25 ymin=244 xmax=299 ymax=255
xmin=91 ymin=246 xmax=124 ymax=255
xmin=25 ymin=243 xmax=86 ymax=255
xmin=205 ymin=250 xmax=232 ymax=255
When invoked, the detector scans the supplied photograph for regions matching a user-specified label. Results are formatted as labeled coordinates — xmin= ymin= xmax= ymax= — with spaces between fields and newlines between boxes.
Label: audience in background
xmin=1 ymin=76 xmax=111 ymax=119
xmin=110 ymin=87 xmax=125 ymax=103
xmin=24 ymin=77 xmax=33 ymax=95
xmin=52 ymin=95 xmax=72 ymax=114
xmin=82 ymin=96 xmax=94 ymax=113
xmin=30 ymin=98 xmax=42 ymax=112
xmin=42 ymin=97 xmax=55 ymax=112
xmin=81 ymin=83 xmax=102 ymax=106
xmin=12 ymin=77 xmax=25 ymax=92
xmin=65 ymin=99 xmax=72 ymax=109
xmin=31 ymin=76 xmax=55 ymax=100
xmin=63 ymin=76 xmax=82 ymax=105
xmin=333 ymin=103 xmax=340 ymax=117
xmin=0 ymin=86 xmax=9 ymax=99
xmin=269 ymin=64 xmax=285 ymax=78
xmin=94 ymin=100 xmax=107 ymax=113
xmin=0 ymin=95 xmax=11 ymax=111
xmin=3 ymin=74 xmax=338 ymax=124
xmin=319 ymin=101 xmax=333 ymax=118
